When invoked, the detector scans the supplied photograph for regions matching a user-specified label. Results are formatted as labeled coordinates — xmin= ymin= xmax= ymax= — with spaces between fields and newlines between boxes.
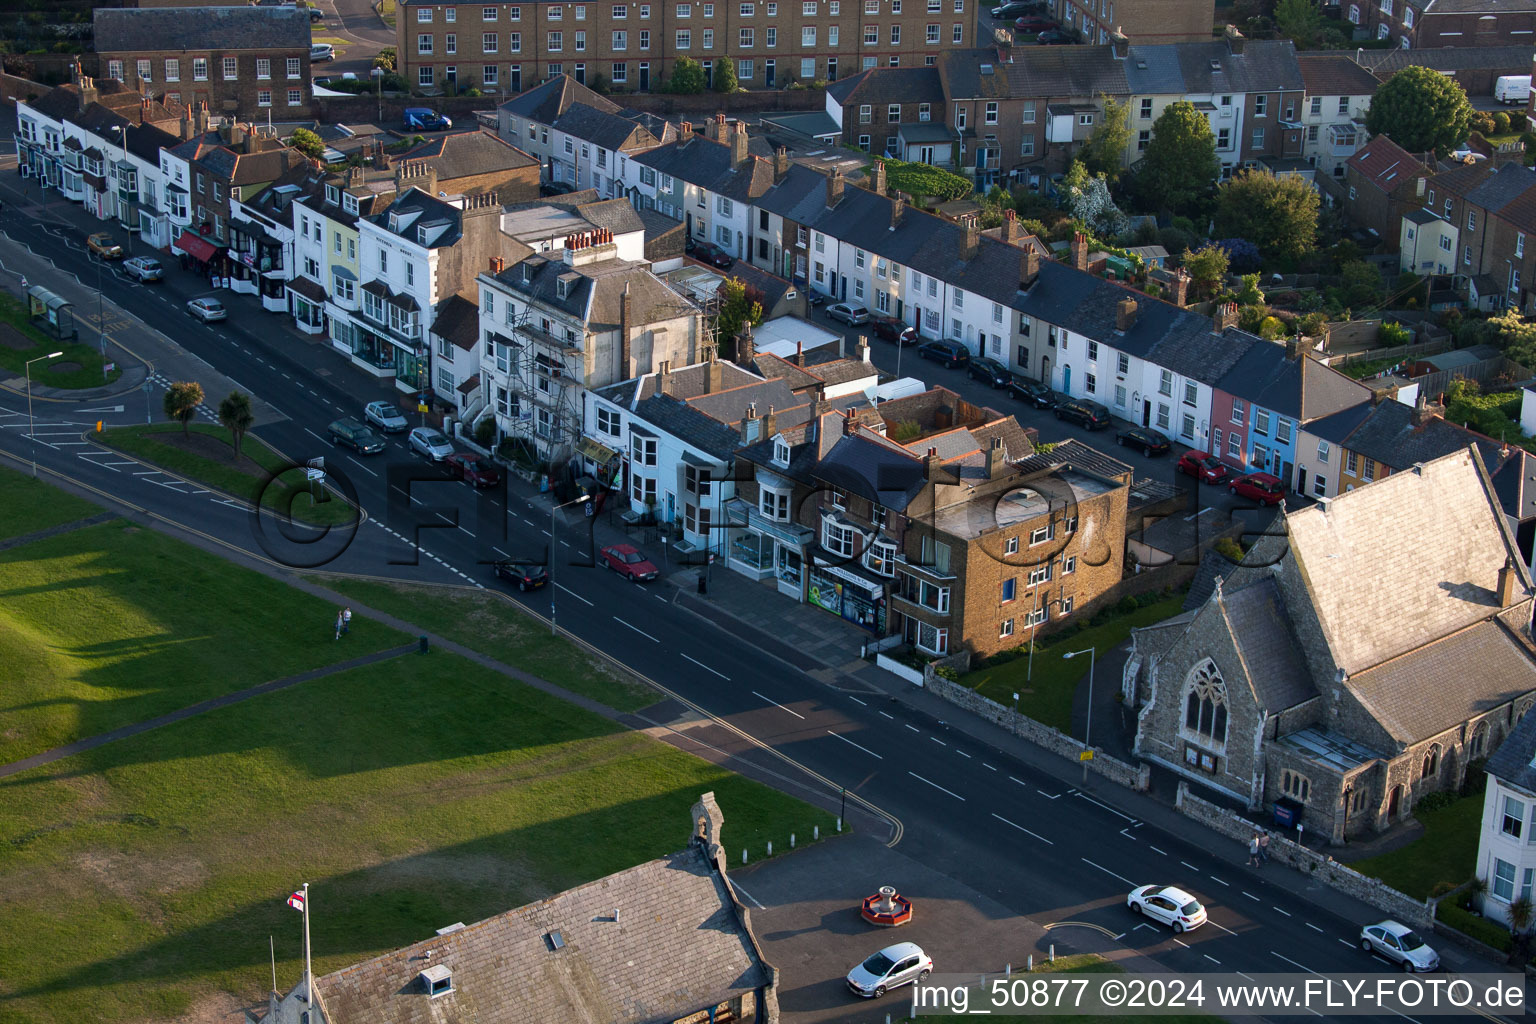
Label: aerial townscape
xmin=14 ymin=0 xmax=1536 ymax=1020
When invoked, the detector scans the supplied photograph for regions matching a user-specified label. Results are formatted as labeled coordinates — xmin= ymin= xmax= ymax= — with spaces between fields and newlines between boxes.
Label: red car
xmin=1014 ymin=14 xmax=1056 ymax=30
xmin=1229 ymin=472 xmax=1285 ymax=506
xmin=1177 ymin=450 xmax=1229 ymax=484
xmin=600 ymin=543 xmax=661 ymax=581
xmin=444 ymin=452 xmax=502 ymax=487
xmin=869 ymin=314 xmax=917 ymax=346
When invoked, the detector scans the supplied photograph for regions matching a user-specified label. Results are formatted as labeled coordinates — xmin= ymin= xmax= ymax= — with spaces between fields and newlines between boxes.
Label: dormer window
xmin=557 ymin=278 xmax=569 ymax=299
xmin=773 ymin=437 xmax=790 ymax=466
xmin=325 ymin=184 xmax=339 ymax=204
xmin=420 ymin=965 xmax=453 ymax=998
xmin=389 ymin=212 xmax=403 ymax=232
xmin=343 ymin=193 xmax=359 ymax=215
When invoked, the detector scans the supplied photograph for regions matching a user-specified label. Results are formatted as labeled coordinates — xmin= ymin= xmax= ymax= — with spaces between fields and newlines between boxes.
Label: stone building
xmin=1126 ymin=447 xmax=1536 ymax=844
xmin=93 ymin=6 xmax=313 ymax=117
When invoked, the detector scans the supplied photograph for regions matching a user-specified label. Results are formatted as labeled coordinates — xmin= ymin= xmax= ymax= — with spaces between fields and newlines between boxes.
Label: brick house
xmin=93 ymin=6 xmax=313 ymax=118
xmin=1348 ymin=0 xmax=1536 ymax=50
xmin=1046 ymin=0 xmax=1213 ymax=45
xmin=1415 ymin=161 xmax=1536 ymax=310
xmin=398 ymin=0 xmax=974 ymax=95
xmin=824 ymin=66 xmax=948 ymax=158
xmin=1341 ymin=135 xmax=1432 ymax=244
xmin=394 ymin=129 xmax=542 ymax=201
xmin=1128 ymin=447 xmax=1536 ymax=842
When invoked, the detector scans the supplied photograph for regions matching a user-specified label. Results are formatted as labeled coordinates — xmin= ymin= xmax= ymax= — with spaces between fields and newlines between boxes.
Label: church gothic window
xmin=1183 ymin=659 xmax=1228 ymax=746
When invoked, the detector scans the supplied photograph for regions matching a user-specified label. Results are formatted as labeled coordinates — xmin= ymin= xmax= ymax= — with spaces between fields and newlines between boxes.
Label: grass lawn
xmin=1351 ymin=792 xmax=1484 ymax=900
xmin=0 ymin=649 xmax=833 ymax=1024
xmin=0 ymin=462 xmax=100 ymax=541
xmin=960 ymin=594 xmax=1187 ymax=732
xmin=1337 ymin=356 xmax=1400 ymax=380
xmin=99 ymin=422 xmax=358 ymax=527
xmin=318 ymin=577 xmax=659 ymax=713
xmin=377 ymin=0 xmax=396 ymax=26
xmin=0 ymin=294 xmax=123 ymax=390
xmin=0 ymin=519 xmax=406 ymax=763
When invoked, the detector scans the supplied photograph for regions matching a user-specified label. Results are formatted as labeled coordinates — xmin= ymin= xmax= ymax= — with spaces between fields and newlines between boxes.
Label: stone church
xmin=1125 ymin=447 xmax=1536 ymax=844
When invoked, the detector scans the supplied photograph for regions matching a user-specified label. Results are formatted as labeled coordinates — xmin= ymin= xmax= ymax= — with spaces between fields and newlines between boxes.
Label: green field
xmin=0 ymin=462 xmax=100 ymax=541
xmin=322 ymin=578 xmax=660 ymax=712
xmin=0 ymin=520 xmax=405 ymax=762
xmin=1352 ymin=793 xmax=1483 ymax=900
xmin=99 ymin=423 xmax=358 ymax=526
xmin=0 ymin=294 xmax=123 ymax=389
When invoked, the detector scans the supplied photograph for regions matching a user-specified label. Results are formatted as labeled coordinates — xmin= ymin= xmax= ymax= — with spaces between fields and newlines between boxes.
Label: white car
xmin=1127 ymin=884 xmax=1207 ymax=933
xmin=826 ymin=302 xmax=871 ymax=326
xmin=846 ymin=941 xmax=931 ymax=998
xmin=186 ymin=297 xmax=227 ymax=322
xmin=123 ymin=256 xmax=164 ymax=282
xmin=409 ymin=426 xmax=454 ymax=461
xmin=364 ymin=400 xmax=409 ymax=433
xmin=1360 ymin=920 xmax=1440 ymax=972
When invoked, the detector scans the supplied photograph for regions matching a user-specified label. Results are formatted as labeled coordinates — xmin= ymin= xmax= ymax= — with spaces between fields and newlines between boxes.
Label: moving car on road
xmin=1229 ymin=471 xmax=1285 ymax=506
xmin=1177 ymin=449 xmax=1228 ymax=483
xmin=185 ymin=297 xmax=227 ymax=322
xmin=1115 ymin=426 xmax=1170 ymax=456
xmin=846 ymin=942 xmax=932 ymax=998
xmin=87 ymin=233 xmax=125 ymax=259
xmin=1053 ymin=397 xmax=1111 ymax=429
xmin=916 ymin=338 xmax=970 ymax=369
xmin=364 ymin=400 xmax=409 ymax=433
xmin=493 ymin=560 xmax=550 ymax=591
xmin=1360 ymin=920 xmax=1440 ymax=972
xmin=328 ymin=417 xmax=387 ymax=454
xmin=967 ymin=356 xmax=1012 ymax=387
xmin=1007 ymin=376 xmax=1056 ymax=408
xmin=445 ymin=452 xmax=502 ymax=487
xmin=1127 ymin=885 xmax=1207 ymax=933
xmin=122 ymin=257 xmax=163 ymax=282
xmin=599 ymin=543 xmax=660 ymax=581
xmin=869 ymin=314 xmax=916 ymax=345
xmin=826 ymin=302 xmax=871 ymax=326
xmin=409 ymin=426 xmax=454 ymax=461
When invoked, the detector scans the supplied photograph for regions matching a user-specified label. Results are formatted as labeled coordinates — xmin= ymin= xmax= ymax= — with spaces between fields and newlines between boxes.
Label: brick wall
xmin=313 ymin=84 xmax=823 ymax=124
xmin=0 ymin=72 xmax=51 ymax=110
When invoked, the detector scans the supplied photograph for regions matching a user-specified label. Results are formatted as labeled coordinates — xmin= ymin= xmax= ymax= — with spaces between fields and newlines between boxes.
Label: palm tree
xmin=218 ymin=391 xmax=254 ymax=456
xmin=1507 ymin=895 xmax=1533 ymax=965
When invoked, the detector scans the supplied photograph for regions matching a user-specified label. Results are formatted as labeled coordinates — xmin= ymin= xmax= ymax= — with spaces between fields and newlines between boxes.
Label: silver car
xmin=846 ymin=942 xmax=932 ymax=998
xmin=409 ymin=426 xmax=454 ymax=461
xmin=123 ymin=257 xmax=164 ymax=282
xmin=1360 ymin=920 xmax=1440 ymax=972
xmin=186 ymin=297 xmax=227 ymax=322
xmin=826 ymin=302 xmax=871 ymax=326
xmin=364 ymin=400 xmax=409 ymax=433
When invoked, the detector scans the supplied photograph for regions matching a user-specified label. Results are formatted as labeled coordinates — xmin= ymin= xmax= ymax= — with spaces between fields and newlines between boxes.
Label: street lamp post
xmin=371 ymin=68 xmax=384 ymax=123
xmin=26 ymin=350 xmax=65 ymax=477
xmin=549 ymin=489 xmax=591 ymax=636
xmin=1063 ymin=646 xmax=1096 ymax=785
xmin=95 ymin=255 xmax=108 ymax=380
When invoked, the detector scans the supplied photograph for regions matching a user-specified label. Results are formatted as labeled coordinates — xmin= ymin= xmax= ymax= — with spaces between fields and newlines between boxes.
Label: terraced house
xmin=498 ymin=75 xmax=670 ymax=195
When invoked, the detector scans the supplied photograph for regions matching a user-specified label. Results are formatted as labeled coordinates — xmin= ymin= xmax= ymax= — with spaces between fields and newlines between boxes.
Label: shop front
xmin=287 ymin=276 xmax=328 ymax=335
xmin=172 ymin=230 xmax=227 ymax=282
xmin=808 ymin=560 xmax=888 ymax=634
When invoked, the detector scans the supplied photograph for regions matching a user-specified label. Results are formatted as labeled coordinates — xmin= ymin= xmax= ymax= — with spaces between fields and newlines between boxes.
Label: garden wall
xmin=313 ymin=86 xmax=824 ymax=125
xmin=1174 ymin=783 xmax=1433 ymax=929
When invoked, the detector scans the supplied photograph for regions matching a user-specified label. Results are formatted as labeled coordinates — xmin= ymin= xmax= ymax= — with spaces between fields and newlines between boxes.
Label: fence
xmin=1323 ymin=336 xmax=1451 ymax=368
xmin=1414 ymin=355 xmax=1531 ymax=398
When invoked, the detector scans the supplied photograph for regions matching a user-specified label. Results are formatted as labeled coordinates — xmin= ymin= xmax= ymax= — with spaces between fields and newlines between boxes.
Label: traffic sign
xmin=1079 ymin=750 xmax=1094 ymax=762
xmin=307 ymin=456 xmax=325 ymax=470
xmin=306 ymin=468 xmax=325 ymax=482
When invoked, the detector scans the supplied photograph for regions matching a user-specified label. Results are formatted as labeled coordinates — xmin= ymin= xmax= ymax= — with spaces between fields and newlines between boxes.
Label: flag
xmin=287 ymin=890 xmax=306 ymax=912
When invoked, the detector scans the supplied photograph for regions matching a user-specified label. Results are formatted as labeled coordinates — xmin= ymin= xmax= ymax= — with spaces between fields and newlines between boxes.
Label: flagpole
xmin=270 ymin=935 xmax=277 ymax=994
xmin=303 ymin=882 xmax=312 ymax=1005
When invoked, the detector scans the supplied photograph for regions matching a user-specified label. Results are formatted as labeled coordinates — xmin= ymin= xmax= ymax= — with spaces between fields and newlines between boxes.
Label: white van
xmin=1495 ymin=75 xmax=1531 ymax=105
xmin=310 ymin=42 xmax=335 ymax=62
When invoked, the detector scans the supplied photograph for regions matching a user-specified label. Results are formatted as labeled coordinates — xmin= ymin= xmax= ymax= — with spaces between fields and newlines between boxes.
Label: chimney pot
xmin=1116 ymin=297 xmax=1138 ymax=331
xmin=961 ymin=213 xmax=980 ymax=261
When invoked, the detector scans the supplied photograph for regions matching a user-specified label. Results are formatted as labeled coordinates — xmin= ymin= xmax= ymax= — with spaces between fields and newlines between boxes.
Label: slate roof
xmin=1460 ymin=162 xmax=1536 ymax=217
xmin=1486 ymin=697 xmax=1536 ymax=792
xmin=1214 ymin=345 xmax=1372 ymax=422
xmin=94 ymin=6 xmax=310 ymax=51
xmin=398 ymin=130 xmax=538 ymax=186
xmin=1218 ymin=577 xmax=1317 ymax=712
xmin=1011 ymin=437 xmax=1131 ymax=482
xmin=1342 ymin=44 xmax=1536 ymax=76
xmin=1488 ymin=446 xmax=1536 ymax=524
xmin=431 ymin=295 xmax=480 ymax=351
xmin=498 ymin=73 xmax=624 ymax=125
xmin=26 ymin=79 xmax=182 ymax=127
xmin=827 ymin=66 xmax=946 ymax=106
xmin=1308 ymin=399 xmax=1504 ymax=472
xmin=1347 ymin=136 xmax=1430 ymax=193
xmin=1296 ymin=54 xmax=1382 ymax=97
xmin=634 ymin=133 xmax=777 ymax=204
xmin=125 ymin=120 xmax=180 ymax=163
xmin=940 ymin=46 xmax=1130 ymax=100
xmin=1284 ymin=446 xmax=1532 ymax=675
xmin=491 ymin=252 xmax=697 ymax=332
xmin=1123 ymin=38 xmax=1303 ymax=95
xmin=368 ymin=188 xmax=466 ymax=249
xmin=551 ymin=102 xmax=662 ymax=153
xmin=577 ymin=197 xmax=646 ymax=237
xmin=1183 ymin=548 xmax=1275 ymax=610
xmin=1346 ymin=619 xmax=1536 ymax=745
xmin=312 ymin=842 xmax=769 ymax=1024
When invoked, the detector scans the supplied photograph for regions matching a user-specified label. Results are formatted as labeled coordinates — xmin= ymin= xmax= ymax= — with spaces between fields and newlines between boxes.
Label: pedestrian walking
xmin=1258 ymin=831 xmax=1271 ymax=864
xmin=1247 ymin=834 xmax=1261 ymax=868
xmin=342 ymin=607 xmax=352 ymax=635
xmin=334 ymin=611 xmax=344 ymax=641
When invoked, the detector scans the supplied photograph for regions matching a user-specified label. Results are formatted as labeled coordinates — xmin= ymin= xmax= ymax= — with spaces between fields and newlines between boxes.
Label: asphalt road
xmin=0 ymin=193 xmax=1507 ymax=1024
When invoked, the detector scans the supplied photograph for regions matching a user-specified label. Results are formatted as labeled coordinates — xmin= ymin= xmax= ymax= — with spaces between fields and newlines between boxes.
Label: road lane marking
xmin=1204 ymin=955 xmax=1220 ymax=965
xmin=983 ymin=763 xmax=996 ymax=770
xmin=613 ymin=616 xmax=657 ymax=642
xmin=1181 ymin=861 xmax=1200 ymax=871
xmin=304 ymin=427 xmax=329 ymax=444
xmin=732 ymin=882 xmax=766 ymax=910
xmin=1038 ymin=788 xmax=1060 ymax=799
xmin=1272 ymin=952 xmax=1318 ymax=974
xmin=1119 ymin=828 xmax=1137 ymax=841
xmin=1072 ymin=790 xmax=1137 ymax=823
xmin=1081 ymin=858 xmax=1136 ymax=885
xmin=1306 ymin=923 xmax=1324 ymax=933
xmin=457 ymin=526 xmax=474 ymax=537
xmin=1273 ymin=906 xmax=1291 ymax=916
xmin=681 ymin=653 xmax=728 ymax=680
xmin=1208 ymin=920 xmax=1239 ymax=936
xmin=828 ymin=730 xmax=883 ymax=759
xmin=904 ymin=723 xmax=920 ymax=733
xmin=908 ymin=772 xmax=965 ymax=801
xmin=849 ymin=696 xmax=867 ymax=705
xmin=752 ymin=691 xmax=805 ymax=719
xmin=1243 ymin=892 xmax=1260 ymax=901
xmin=991 ymin=812 xmax=1053 ymax=844
xmin=956 ymin=749 xmax=971 ymax=759
xmin=344 ymin=457 xmax=378 ymax=477
xmin=1338 ymin=939 xmax=1354 ymax=948
xmin=1209 ymin=876 xmax=1229 ymax=886
xmin=1149 ymin=845 xmax=1167 ymax=855
xmin=554 ymin=583 xmax=591 ymax=605
xmin=1173 ymin=938 xmax=1190 ymax=948
xmin=492 ymin=546 xmax=509 ymax=557
xmin=930 ymin=737 xmax=946 ymax=746
xmin=879 ymin=711 xmax=894 ymax=719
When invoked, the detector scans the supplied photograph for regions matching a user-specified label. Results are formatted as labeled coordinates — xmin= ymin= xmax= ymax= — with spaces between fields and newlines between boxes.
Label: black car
xmin=869 ymin=315 xmax=917 ymax=345
xmin=991 ymin=0 xmax=1044 ymax=15
xmin=967 ymin=357 xmax=1012 ymax=387
xmin=1115 ymin=426 xmax=1171 ymax=456
xmin=539 ymin=181 xmax=577 ymax=197
xmin=916 ymin=338 xmax=970 ymax=368
xmin=1006 ymin=377 xmax=1056 ymax=408
xmin=1054 ymin=398 xmax=1112 ymax=430
xmin=494 ymin=560 xmax=550 ymax=591
xmin=691 ymin=240 xmax=734 ymax=268
xmin=1037 ymin=29 xmax=1075 ymax=43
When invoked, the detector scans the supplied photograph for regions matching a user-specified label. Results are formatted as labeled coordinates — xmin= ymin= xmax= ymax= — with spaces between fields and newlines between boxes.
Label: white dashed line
xmin=827 ymin=730 xmax=883 ymax=759
xmin=1037 ymin=788 xmax=1061 ymax=799
xmin=613 ymin=616 xmax=657 ymax=642
xmin=554 ymin=583 xmax=592 ymax=606
xmin=681 ymin=653 xmax=729 ymax=680
xmin=1172 ymin=938 xmax=1190 ymax=949
xmin=930 ymin=737 xmax=946 ymax=747
xmin=983 ymin=763 xmax=997 ymax=771
xmin=344 ymin=458 xmax=378 ymax=477
xmin=1072 ymin=790 xmax=1136 ymax=823
xmin=1149 ymin=845 xmax=1167 ymax=856
xmin=849 ymin=696 xmax=867 ymax=706
xmin=752 ymin=691 xmax=804 ymax=719
xmin=1306 ymin=924 xmax=1324 ymax=934
xmin=1209 ymin=876 xmax=1229 ymax=886
xmin=1204 ymin=955 xmax=1221 ymax=966
xmin=1337 ymin=939 xmax=1354 ymax=949
xmin=733 ymin=882 xmax=767 ymax=910
xmin=956 ymin=749 xmax=971 ymax=759
xmin=1080 ymin=858 xmax=1136 ymax=886
xmin=1208 ymin=920 xmax=1239 ymax=936
xmin=908 ymin=772 xmax=965 ymax=801
xmin=1243 ymin=892 xmax=1260 ymax=901
xmin=1272 ymin=952 xmax=1318 ymax=974
xmin=879 ymin=711 xmax=894 ymax=720
xmin=492 ymin=546 xmax=510 ymax=557
xmin=904 ymin=724 xmax=920 ymax=733
xmin=1273 ymin=907 xmax=1291 ymax=917
xmin=991 ymin=813 xmax=1053 ymax=844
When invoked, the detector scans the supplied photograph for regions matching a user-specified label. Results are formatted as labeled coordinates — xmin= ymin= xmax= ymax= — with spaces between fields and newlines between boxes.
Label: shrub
xmin=881 ymin=159 xmax=973 ymax=202
xmin=1437 ymin=901 xmax=1512 ymax=953
xmin=1259 ymin=316 xmax=1286 ymax=340
xmin=1217 ymin=237 xmax=1262 ymax=273
xmin=1238 ymin=303 xmax=1269 ymax=332
xmin=1494 ymin=112 xmax=1512 ymax=135
xmin=1378 ymin=321 xmax=1411 ymax=346
xmin=1213 ymin=536 xmax=1244 ymax=562
xmin=1430 ymin=880 xmax=1459 ymax=899
xmin=1471 ymin=110 xmax=1497 ymax=135
xmin=1118 ymin=595 xmax=1140 ymax=614
xmin=1414 ymin=790 xmax=1461 ymax=813
xmin=1512 ymin=111 xmax=1529 ymax=132
xmin=473 ymin=416 xmax=496 ymax=446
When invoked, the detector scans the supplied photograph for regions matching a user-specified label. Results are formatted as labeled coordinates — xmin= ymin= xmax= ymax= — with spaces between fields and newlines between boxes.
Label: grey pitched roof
xmin=398 ymin=130 xmax=538 ymax=186
xmin=1125 ymin=38 xmax=1303 ymax=94
xmin=1342 ymin=43 xmax=1536 ymax=75
xmin=940 ymin=46 xmax=1130 ymax=100
xmin=1296 ymin=54 xmax=1382 ymax=97
xmin=493 ymin=251 xmax=697 ymax=331
xmin=827 ymin=66 xmax=946 ymax=106
xmin=1219 ymin=577 xmax=1317 ymax=712
xmin=577 ymin=197 xmax=646 ymax=237
xmin=1463 ymin=163 xmax=1536 ymax=217
xmin=94 ymin=6 xmax=310 ymax=51
xmin=1487 ymin=698 xmax=1536 ymax=792
xmin=497 ymin=74 xmax=624 ymax=125
xmin=1488 ymin=447 xmax=1536 ymax=523
xmin=1215 ymin=345 xmax=1372 ymax=422
xmin=312 ymin=842 xmax=769 ymax=1024
xmin=368 ymin=188 xmax=465 ymax=249
xmin=550 ymin=102 xmax=661 ymax=152
xmin=431 ymin=294 xmax=480 ymax=351
xmin=633 ymin=134 xmax=776 ymax=204
xmin=815 ymin=432 xmax=929 ymax=508
xmin=1310 ymin=400 xmax=1493 ymax=469
xmin=1347 ymin=620 xmax=1536 ymax=745
xmin=1183 ymin=547 xmax=1277 ymax=610
xmin=124 ymin=121 xmax=179 ymax=163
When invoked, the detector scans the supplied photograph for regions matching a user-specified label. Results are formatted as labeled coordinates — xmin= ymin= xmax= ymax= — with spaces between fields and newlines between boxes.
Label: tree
xmin=1214 ymin=169 xmax=1319 ymax=266
xmin=1138 ymin=101 xmax=1221 ymax=216
xmin=372 ymin=47 xmax=396 ymax=72
xmin=1274 ymin=0 xmax=1322 ymax=48
xmin=1365 ymin=65 xmax=1473 ymax=156
xmin=669 ymin=56 xmax=706 ymax=94
xmin=1334 ymin=259 xmax=1383 ymax=309
xmin=219 ymin=391 xmax=255 ymax=457
xmin=1458 ymin=308 xmax=1536 ymax=367
xmin=1078 ymin=94 xmax=1131 ymax=179
xmin=1216 ymin=237 xmax=1262 ymax=274
xmin=289 ymin=127 xmax=324 ymax=161
xmin=1063 ymin=162 xmax=1129 ymax=237
xmin=1183 ymin=244 xmax=1229 ymax=297
xmin=164 ymin=381 xmax=204 ymax=438
xmin=713 ymin=55 xmax=739 ymax=93
xmin=715 ymin=277 xmax=764 ymax=360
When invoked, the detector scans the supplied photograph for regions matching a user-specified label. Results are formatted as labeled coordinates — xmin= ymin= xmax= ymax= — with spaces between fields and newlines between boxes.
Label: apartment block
xmin=1047 ymin=0 xmax=1213 ymax=45
xmin=1348 ymin=0 xmax=1536 ymax=49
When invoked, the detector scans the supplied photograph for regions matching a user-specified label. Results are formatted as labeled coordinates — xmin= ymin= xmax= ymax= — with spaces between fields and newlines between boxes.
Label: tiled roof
xmin=1496 ymin=185 xmax=1536 ymax=235
xmin=634 ymin=134 xmax=777 ymax=204
xmin=1347 ymin=619 xmax=1536 ymax=744
xmin=1346 ymin=136 xmax=1430 ymax=192
xmin=1296 ymin=54 xmax=1381 ymax=97
xmin=551 ymin=102 xmax=661 ymax=153
xmin=1213 ymin=344 xmax=1372 ymax=421
xmin=1486 ymin=698 xmax=1536 ymax=792
xmin=398 ymin=130 xmax=538 ymax=188
xmin=827 ymin=66 xmax=946 ymax=106
xmin=199 ymin=145 xmax=307 ymax=187
xmin=1309 ymin=400 xmax=1503 ymax=472
xmin=1462 ymin=162 xmax=1536 ymax=217
xmin=94 ymin=6 xmax=310 ymax=51
xmin=313 ymin=842 xmax=769 ymax=1024
xmin=431 ymin=294 xmax=480 ymax=351
xmin=497 ymin=74 xmax=624 ymax=124
xmin=940 ymin=46 xmax=1130 ymax=100
xmin=1124 ymin=38 xmax=1303 ymax=94
xmin=1011 ymin=438 xmax=1130 ymax=482
xmin=492 ymin=251 xmax=697 ymax=331
xmin=576 ymin=197 xmax=646 ymax=237
xmin=1342 ymin=44 xmax=1536 ymax=75
xmin=1284 ymin=447 xmax=1532 ymax=675
xmin=1218 ymin=577 xmax=1317 ymax=712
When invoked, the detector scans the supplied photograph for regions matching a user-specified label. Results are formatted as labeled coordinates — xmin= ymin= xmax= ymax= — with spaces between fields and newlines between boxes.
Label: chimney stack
xmin=1109 ymin=26 xmax=1129 ymax=58
xmin=180 ymin=106 xmax=194 ymax=140
xmin=762 ymin=404 xmax=778 ymax=438
xmin=1499 ymin=558 xmax=1520 ymax=607
xmin=1285 ymin=335 xmax=1305 ymax=360
xmin=77 ymin=75 xmax=97 ymax=113
xmin=705 ymin=349 xmax=723 ymax=393
xmin=871 ymin=159 xmax=887 ymax=196
xmin=658 ymin=360 xmax=673 ymax=395
xmin=1002 ymin=208 xmax=1022 ymax=244
xmin=890 ymin=193 xmax=905 ymax=229
xmin=986 ymin=436 xmax=1006 ymax=479
xmin=1171 ymin=268 xmax=1191 ymax=307
xmin=842 ymin=407 xmax=858 ymax=436
xmin=855 ymin=334 xmax=870 ymax=363
xmin=1116 ymin=297 xmax=1138 ymax=332
xmin=922 ymin=446 xmax=940 ymax=481
xmin=679 ymin=121 xmax=693 ymax=145
xmin=736 ymin=321 xmax=756 ymax=366
xmin=961 ymin=214 xmax=980 ymax=261
xmin=197 ymin=101 xmax=210 ymax=135
xmin=490 ymin=255 xmax=506 ymax=274
xmin=795 ymin=339 xmax=806 ymax=367
xmin=730 ymin=120 xmax=748 ymax=169
xmin=773 ymin=145 xmax=790 ymax=183
xmin=713 ymin=112 xmax=729 ymax=144
xmin=1021 ymin=245 xmax=1040 ymax=287
xmin=1411 ymin=392 xmax=1444 ymax=426
xmin=620 ymin=280 xmax=634 ymax=377
xmin=1070 ymin=231 xmax=1089 ymax=272
xmin=1224 ymin=23 xmax=1245 ymax=54
xmin=825 ymin=168 xmax=845 ymax=208
xmin=1212 ymin=302 xmax=1239 ymax=332
xmin=740 ymin=402 xmax=759 ymax=444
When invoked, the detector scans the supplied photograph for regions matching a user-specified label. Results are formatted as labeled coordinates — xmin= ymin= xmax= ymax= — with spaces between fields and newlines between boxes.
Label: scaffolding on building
xmin=501 ymin=302 xmax=586 ymax=466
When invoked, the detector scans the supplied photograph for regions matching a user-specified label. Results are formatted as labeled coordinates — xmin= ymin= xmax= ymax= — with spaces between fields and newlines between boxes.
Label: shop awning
xmin=813 ymin=560 xmax=887 ymax=599
xmin=576 ymin=437 xmax=618 ymax=464
xmin=173 ymin=230 xmax=221 ymax=264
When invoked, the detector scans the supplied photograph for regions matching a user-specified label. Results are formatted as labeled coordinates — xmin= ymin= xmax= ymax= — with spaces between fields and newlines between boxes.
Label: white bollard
xmin=1049 ymin=945 xmax=1055 ymax=963
xmin=1027 ymin=954 xmax=1033 ymax=972
xmin=742 ymin=848 xmax=748 ymax=865
xmin=837 ymin=818 xmax=842 ymax=832
xmin=767 ymin=840 xmax=773 ymax=856
xmin=1006 ymin=963 xmax=1012 ymax=976
xmin=791 ymin=833 xmax=796 ymax=848
xmin=814 ymin=825 xmax=819 ymax=840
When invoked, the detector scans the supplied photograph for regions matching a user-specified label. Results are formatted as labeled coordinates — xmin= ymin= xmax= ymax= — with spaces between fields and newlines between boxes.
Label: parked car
xmin=185 ymin=297 xmax=227 ymax=322
xmin=807 ymin=291 xmax=826 ymax=307
xmin=1007 ymin=377 xmax=1056 ymax=408
xmin=846 ymin=942 xmax=932 ymax=998
xmin=310 ymin=43 xmax=335 ymax=61
xmin=493 ymin=559 xmax=550 ymax=591
xmin=1360 ymin=921 xmax=1440 ymax=972
xmin=1229 ymin=471 xmax=1285 ymax=505
xmin=1115 ymin=426 xmax=1171 ymax=456
xmin=1127 ymin=885 xmax=1207 ymax=933
xmin=409 ymin=426 xmax=454 ymax=461
xmin=402 ymin=107 xmax=452 ymax=131
xmin=444 ymin=452 xmax=502 ymax=487
xmin=309 ymin=6 xmax=324 ymax=20
xmin=967 ymin=357 xmax=1012 ymax=387
xmin=1037 ymin=28 xmax=1075 ymax=43
xmin=1177 ymin=449 xmax=1228 ymax=483
xmin=328 ymin=417 xmax=387 ymax=454
xmin=869 ymin=314 xmax=916 ymax=345
xmin=87 ymin=233 xmax=125 ymax=259
xmin=364 ymin=400 xmax=409 ymax=433
xmin=991 ymin=0 xmax=1043 ymax=16
xmin=690 ymin=240 xmax=734 ymax=268
xmin=826 ymin=302 xmax=871 ymax=326
xmin=1054 ymin=397 xmax=1112 ymax=430
xmin=539 ymin=180 xmax=577 ymax=197
xmin=122 ymin=256 xmax=163 ymax=282
xmin=600 ymin=543 xmax=660 ymax=581
xmin=916 ymin=338 xmax=970 ymax=368
xmin=1014 ymin=14 xmax=1057 ymax=31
